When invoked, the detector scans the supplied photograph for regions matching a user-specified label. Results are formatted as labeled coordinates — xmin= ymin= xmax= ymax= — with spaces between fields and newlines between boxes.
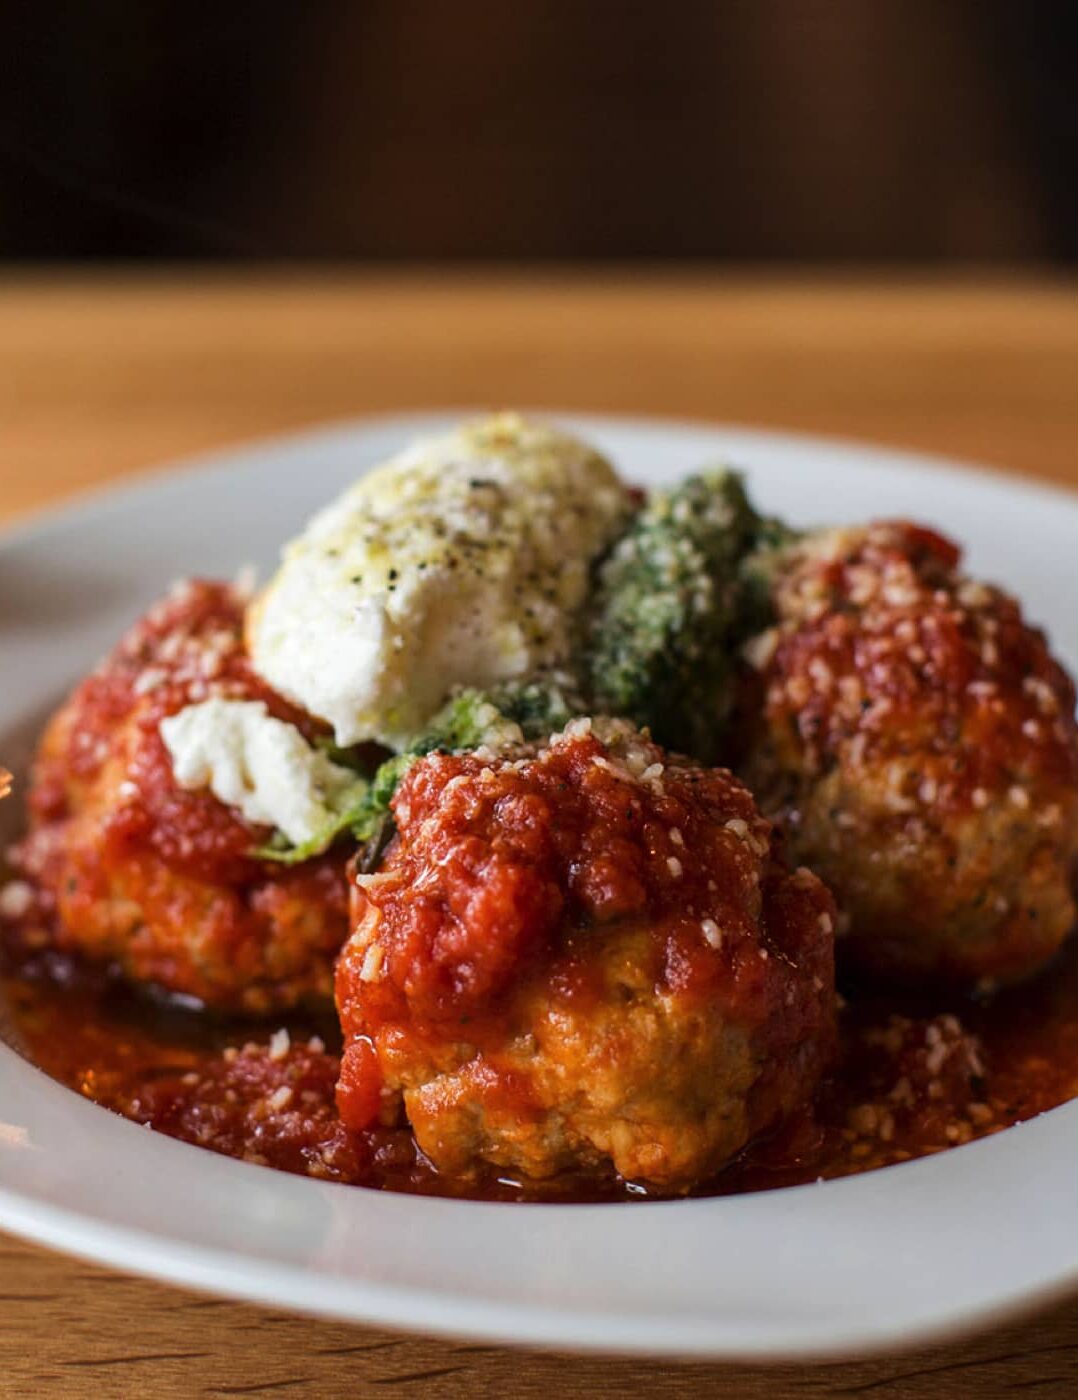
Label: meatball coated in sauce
xmin=336 ymin=720 xmax=836 ymax=1191
xmin=13 ymin=581 xmax=349 ymax=1014
xmin=739 ymin=522 xmax=1078 ymax=986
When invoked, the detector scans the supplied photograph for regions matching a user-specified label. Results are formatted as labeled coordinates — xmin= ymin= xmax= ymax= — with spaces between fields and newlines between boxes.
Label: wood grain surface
xmin=1 ymin=270 xmax=1076 ymax=1398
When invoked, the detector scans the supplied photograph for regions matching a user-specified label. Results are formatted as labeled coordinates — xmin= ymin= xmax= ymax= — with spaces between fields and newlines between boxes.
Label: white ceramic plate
xmin=2 ymin=412 xmax=1077 ymax=1360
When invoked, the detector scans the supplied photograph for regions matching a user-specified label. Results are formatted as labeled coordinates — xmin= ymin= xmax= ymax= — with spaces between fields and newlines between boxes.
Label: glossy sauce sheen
xmin=335 ymin=730 xmax=834 ymax=1190
xmin=5 ymin=934 xmax=1078 ymax=1202
xmin=4 ymin=570 xmax=1076 ymax=1200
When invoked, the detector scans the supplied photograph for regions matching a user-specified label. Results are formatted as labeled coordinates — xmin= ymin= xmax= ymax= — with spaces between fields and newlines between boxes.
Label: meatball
xmin=11 ymin=580 xmax=349 ymax=1013
xmin=335 ymin=719 xmax=836 ymax=1191
xmin=738 ymin=522 xmax=1078 ymax=985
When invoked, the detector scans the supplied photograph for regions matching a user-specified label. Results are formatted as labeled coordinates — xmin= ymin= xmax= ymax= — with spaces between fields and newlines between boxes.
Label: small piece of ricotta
xmin=159 ymin=698 xmax=362 ymax=845
xmin=247 ymin=414 xmax=628 ymax=748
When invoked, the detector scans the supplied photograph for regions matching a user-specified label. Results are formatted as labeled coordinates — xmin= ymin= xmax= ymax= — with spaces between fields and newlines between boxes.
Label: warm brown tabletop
xmin=0 ymin=270 xmax=1076 ymax=1398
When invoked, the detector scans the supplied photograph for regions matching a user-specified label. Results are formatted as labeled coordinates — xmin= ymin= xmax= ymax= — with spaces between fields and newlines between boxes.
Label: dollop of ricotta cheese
xmin=159 ymin=698 xmax=362 ymax=845
xmin=246 ymin=414 xmax=629 ymax=748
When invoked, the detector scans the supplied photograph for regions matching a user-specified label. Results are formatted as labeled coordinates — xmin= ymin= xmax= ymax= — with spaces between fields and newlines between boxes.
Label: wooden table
xmin=1 ymin=270 xmax=1077 ymax=1398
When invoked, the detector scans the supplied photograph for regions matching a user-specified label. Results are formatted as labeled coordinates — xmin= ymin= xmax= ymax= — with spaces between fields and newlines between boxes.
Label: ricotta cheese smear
xmin=160 ymin=698 xmax=362 ymax=845
xmin=246 ymin=414 xmax=629 ymax=748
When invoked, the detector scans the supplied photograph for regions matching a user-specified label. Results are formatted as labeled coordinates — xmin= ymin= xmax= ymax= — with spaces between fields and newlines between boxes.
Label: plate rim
xmin=3 ymin=408 xmax=1078 ymax=1360
xmin=4 ymin=406 xmax=1076 ymax=551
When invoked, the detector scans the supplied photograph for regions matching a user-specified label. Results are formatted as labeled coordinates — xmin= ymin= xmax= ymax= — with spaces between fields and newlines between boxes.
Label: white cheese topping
xmin=246 ymin=413 xmax=628 ymax=748
xmin=159 ymin=698 xmax=361 ymax=845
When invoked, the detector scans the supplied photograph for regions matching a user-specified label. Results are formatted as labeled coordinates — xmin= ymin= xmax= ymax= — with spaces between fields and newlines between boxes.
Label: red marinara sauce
xmin=10 ymin=580 xmax=351 ymax=1013
xmin=31 ymin=578 xmax=324 ymax=883
xmin=739 ymin=521 xmax=1078 ymax=987
xmin=1 ymin=566 xmax=1077 ymax=1198
xmin=5 ymin=933 xmax=1078 ymax=1201
xmin=762 ymin=520 xmax=1078 ymax=816
xmin=335 ymin=723 xmax=834 ymax=1196
xmin=344 ymin=727 xmax=820 ymax=1029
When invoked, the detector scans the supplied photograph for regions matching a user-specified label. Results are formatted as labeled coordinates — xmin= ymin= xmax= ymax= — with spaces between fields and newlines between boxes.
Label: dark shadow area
xmin=0 ymin=1 xmax=1074 ymax=263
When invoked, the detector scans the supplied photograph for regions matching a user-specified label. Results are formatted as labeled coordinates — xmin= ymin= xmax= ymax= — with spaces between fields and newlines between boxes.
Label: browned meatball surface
xmin=335 ymin=719 xmax=836 ymax=1192
xmin=739 ymin=522 xmax=1078 ymax=986
xmin=8 ymin=580 xmax=350 ymax=1014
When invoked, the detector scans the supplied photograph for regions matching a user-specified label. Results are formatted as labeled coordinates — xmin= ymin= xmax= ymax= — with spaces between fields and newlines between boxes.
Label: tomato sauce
xmin=4 ymin=932 xmax=1078 ymax=1203
xmin=4 ymin=567 xmax=1076 ymax=1202
xmin=337 ymin=732 xmax=834 ymax=1148
xmin=763 ymin=521 xmax=1078 ymax=815
xmin=350 ymin=732 xmax=818 ymax=1027
xmin=12 ymin=580 xmax=353 ymax=1015
xmin=333 ymin=728 xmax=835 ymax=1187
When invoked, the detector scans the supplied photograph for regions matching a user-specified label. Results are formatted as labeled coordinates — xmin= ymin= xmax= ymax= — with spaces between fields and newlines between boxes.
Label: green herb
xmin=736 ymin=515 xmax=801 ymax=636
xmin=486 ymin=673 xmax=585 ymax=739
xmin=255 ymin=689 xmax=524 ymax=866
xmin=257 ymin=472 xmax=799 ymax=864
xmin=585 ymin=469 xmax=784 ymax=761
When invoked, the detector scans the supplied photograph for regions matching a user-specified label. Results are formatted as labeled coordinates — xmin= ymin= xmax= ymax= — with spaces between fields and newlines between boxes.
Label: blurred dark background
xmin=1 ymin=1 xmax=1075 ymax=263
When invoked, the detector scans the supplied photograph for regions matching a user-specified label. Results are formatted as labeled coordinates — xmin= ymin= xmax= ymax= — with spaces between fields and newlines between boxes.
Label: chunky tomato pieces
xmin=336 ymin=724 xmax=837 ymax=1158
xmin=15 ymin=580 xmax=351 ymax=1012
xmin=763 ymin=521 xmax=1078 ymax=814
xmin=347 ymin=730 xmax=811 ymax=1029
